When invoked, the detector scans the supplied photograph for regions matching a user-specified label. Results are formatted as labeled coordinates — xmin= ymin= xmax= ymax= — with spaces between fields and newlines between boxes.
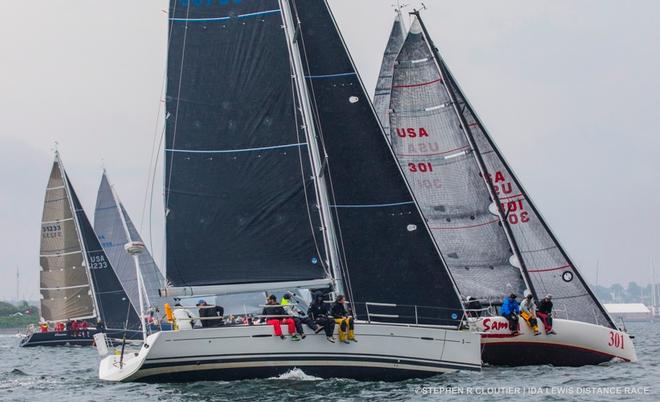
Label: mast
xmin=411 ymin=10 xmax=537 ymax=299
xmin=57 ymin=152 xmax=102 ymax=321
xmin=280 ymin=0 xmax=343 ymax=294
xmin=109 ymin=178 xmax=152 ymax=310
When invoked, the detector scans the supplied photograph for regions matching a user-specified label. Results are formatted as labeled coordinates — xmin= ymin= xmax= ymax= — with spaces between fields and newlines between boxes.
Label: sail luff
xmin=56 ymin=153 xmax=102 ymax=321
xmin=280 ymin=0 xmax=341 ymax=292
xmin=412 ymin=12 xmax=536 ymax=299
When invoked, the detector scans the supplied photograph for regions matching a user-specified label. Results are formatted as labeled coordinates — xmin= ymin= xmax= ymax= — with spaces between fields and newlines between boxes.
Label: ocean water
xmin=1 ymin=322 xmax=657 ymax=401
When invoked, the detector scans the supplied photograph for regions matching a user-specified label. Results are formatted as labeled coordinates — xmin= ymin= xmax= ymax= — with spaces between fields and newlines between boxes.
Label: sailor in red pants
xmin=262 ymin=295 xmax=298 ymax=340
xmin=537 ymin=295 xmax=557 ymax=335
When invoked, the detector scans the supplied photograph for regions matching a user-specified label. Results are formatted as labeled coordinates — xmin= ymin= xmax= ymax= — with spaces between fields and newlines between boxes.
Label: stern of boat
xmin=475 ymin=316 xmax=637 ymax=366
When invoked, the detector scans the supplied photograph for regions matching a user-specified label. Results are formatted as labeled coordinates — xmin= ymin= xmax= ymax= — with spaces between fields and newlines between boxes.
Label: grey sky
xmin=1 ymin=0 xmax=659 ymax=301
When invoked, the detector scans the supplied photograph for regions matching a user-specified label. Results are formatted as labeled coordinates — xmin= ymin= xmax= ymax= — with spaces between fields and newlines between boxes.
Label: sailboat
xmin=375 ymin=10 xmax=637 ymax=365
xmin=21 ymin=153 xmax=142 ymax=347
xmin=96 ymin=0 xmax=481 ymax=382
xmin=94 ymin=171 xmax=172 ymax=329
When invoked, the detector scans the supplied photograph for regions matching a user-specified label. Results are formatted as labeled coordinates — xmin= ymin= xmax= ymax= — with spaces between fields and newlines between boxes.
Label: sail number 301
xmin=608 ymin=331 xmax=625 ymax=350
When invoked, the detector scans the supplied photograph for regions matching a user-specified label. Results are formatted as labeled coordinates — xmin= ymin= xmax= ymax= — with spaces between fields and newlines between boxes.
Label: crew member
xmin=520 ymin=292 xmax=541 ymax=335
xmin=80 ymin=320 xmax=90 ymax=337
xmin=70 ymin=319 xmax=79 ymax=337
xmin=537 ymin=294 xmax=556 ymax=334
xmin=465 ymin=296 xmax=483 ymax=318
xmin=308 ymin=292 xmax=335 ymax=342
xmin=500 ymin=293 xmax=520 ymax=335
xmin=39 ymin=322 xmax=48 ymax=333
xmin=330 ymin=295 xmax=356 ymax=344
xmin=262 ymin=295 xmax=298 ymax=340
xmin=281 ymin=293 xmax=308 ymax=339
xmin=172 ymin=299 xmax=195 ymax=330
xmin=197 ymin=300 xmax=225 ymax=328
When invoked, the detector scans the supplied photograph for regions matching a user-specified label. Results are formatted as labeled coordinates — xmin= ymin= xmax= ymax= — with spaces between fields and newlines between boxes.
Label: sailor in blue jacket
xmin=500 ymin=293 xmax=521 ymax=334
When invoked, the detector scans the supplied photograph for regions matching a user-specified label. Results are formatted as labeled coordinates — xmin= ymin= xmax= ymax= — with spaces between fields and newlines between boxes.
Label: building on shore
xmin=604 ymin=303 xmax=652 ymax=322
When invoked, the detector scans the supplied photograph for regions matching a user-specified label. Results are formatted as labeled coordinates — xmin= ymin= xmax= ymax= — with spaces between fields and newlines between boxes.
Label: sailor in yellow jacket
xmin=520 ymin=291 xmax=541 ymax=336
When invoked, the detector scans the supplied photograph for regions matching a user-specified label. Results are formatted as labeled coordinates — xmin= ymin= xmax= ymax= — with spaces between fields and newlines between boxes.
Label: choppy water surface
xmin=1 ymin=322 xmax=658 ymax=401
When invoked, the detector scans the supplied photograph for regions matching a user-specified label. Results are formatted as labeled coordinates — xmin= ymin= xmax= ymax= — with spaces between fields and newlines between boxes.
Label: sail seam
xmin=41 ymin=218 xmax=74 ymax=224
xmin=393 ymin=78 xmax=443 ymax=89
xmin=430 ymin=218 xmax=499 ymax=230
xmin=40 ymin=284 xmax=90 ymax=291
xmin=169 ymin=9 xmax=281 ymax=22
xmin=46 ymin=185 xmax=65 ymax=191
xmin=527 ymin=264 xmax=571 ymax=273
xmin=305 ymin=72 xmax=357 ymax=80
xmin=331 ymin=201 xmax=415 ymax=209
xmin=396 ymin=145 xmax=470 ymax=157
xmin=40 ymin=250 xmax=82 ymax=257
xmin=166 ymin=142 xmax=308 ymax=154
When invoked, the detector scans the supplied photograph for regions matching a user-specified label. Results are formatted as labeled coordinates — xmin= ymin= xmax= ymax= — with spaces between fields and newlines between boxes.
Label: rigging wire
xmin=140 ymin=0 xmax=179 ymax=261
xmin=291 ymin=0 xmax=355 ymax=304
xmin=288 ymin=64 xmax=332 ymax=278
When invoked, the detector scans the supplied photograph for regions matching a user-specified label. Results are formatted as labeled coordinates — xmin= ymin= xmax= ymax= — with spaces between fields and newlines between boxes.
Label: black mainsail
xmin=95 ymin=172 xmax=169 ymax=316
xmin=163 ymin=0 xmax=465 ymax=326
xmin=384 ymin=12 xmax=614 ymax=328
xmin=165 ymin=0 xmax=328 ymax=287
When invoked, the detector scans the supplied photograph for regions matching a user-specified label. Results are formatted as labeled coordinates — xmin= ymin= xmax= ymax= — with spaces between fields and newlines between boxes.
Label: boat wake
xmin=269 ymin=368 xmax=321 ymax=381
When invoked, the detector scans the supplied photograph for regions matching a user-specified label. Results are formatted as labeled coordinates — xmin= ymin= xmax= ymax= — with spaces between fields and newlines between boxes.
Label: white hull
xmin=99 ymin=322 xmax=481 ymax=382
xmin=472 ymin=317 xmax=637 ymax=366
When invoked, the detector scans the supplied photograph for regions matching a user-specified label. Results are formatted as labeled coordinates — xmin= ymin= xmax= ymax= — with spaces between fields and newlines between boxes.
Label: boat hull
xmin=20 ymin=330 xmax=98 ymax=347
xmin=99 ymin=322 xmax=481 ymax=382
xmin=474 ymin=317 xmax=637 ymax=366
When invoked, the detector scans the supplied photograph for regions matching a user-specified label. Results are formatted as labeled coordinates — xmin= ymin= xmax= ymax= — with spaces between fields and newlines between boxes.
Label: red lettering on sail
xmin=396 ymin=128 xmax=430 ymax=138
xmin=408 ymin=162 xmax=434 ymax=173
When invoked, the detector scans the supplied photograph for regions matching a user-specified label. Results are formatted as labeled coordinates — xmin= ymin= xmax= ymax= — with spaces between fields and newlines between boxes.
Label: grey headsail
xmin=94 ymin=172 xmax=168 ymax=315
xmin=291 ymin=0 xmax=465 ymax=326
xmin=388 ymin=17 xmax=526 ymax=302
xmin=39 ymin=158 xmax=96 ymax=322
xmin=67 ymin=173 xmax=142 ymax=335
xmin=373 ymin=9 xmax=406 ymax=139
xmin=391 ymin=12 xmax=615 ymax=328
xmin=165 ymin=0 xmax=328 ymax=287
